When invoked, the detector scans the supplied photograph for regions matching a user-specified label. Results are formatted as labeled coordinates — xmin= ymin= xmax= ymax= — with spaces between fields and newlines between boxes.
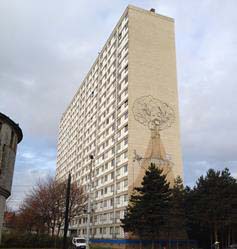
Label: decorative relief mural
xmin=132 ymin=95 xmax=175 ymax=185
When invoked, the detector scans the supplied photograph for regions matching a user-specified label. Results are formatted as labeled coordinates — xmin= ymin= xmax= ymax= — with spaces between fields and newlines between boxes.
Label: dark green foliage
xmin=121 ymin=163 xmax=172 ymax=240
xmin=121 ymin=164 xmax=237 ymax=249
xmin=166 ymin=176 xmax=187 ymax=239
xmin=184 ymin=168 xmax=237 ymax=248
xmin=90 ymin=246 xmax=112 ymax=249
xmin=0 ymin=231 xmax=65 ymax=248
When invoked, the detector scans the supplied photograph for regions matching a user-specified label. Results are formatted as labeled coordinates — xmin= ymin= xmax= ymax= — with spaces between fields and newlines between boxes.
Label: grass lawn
xmin=91 ymin=246 xmax=112 ymax=249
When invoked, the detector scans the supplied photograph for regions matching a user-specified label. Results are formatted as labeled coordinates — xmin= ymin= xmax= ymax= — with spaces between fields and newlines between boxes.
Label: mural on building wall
xmin=132 ymin=95 xmax=175 ymax=186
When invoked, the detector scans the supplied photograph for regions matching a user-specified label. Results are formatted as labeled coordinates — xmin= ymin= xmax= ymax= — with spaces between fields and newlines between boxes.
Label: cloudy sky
xmin=1 ymin=0 xmax=237 ymax=209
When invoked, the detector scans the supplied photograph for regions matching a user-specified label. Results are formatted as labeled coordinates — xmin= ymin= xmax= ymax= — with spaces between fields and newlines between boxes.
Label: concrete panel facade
xmin=127 ymin=7 xmax=183 ymax=192
xmin=56 ymin=5 xmax=183 ymax=239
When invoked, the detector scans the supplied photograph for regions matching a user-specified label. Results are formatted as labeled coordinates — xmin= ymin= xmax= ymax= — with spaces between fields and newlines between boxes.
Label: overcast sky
xmin=1 ymin=0 xmax=237 ymax=209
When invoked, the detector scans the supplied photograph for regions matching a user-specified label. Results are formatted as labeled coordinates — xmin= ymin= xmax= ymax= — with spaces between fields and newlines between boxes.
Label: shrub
xmin=1 ymin=231 xmax=65 ymax=248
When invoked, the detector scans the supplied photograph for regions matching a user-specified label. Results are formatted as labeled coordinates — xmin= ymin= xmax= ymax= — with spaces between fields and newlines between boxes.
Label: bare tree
xmin=17 ymin=177 xmax=86 ymax=237
xmin=55 ymin=180 xmax=86 ymax=237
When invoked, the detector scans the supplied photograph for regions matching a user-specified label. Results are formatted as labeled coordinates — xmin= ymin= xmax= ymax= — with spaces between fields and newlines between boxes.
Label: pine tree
xmin=121 ymin=163 xmax=172 ymax=248
xmin=185 ymin=168 xmax=237 ymax=248
xmin=167 ymin=176 xmax=187 ymax=240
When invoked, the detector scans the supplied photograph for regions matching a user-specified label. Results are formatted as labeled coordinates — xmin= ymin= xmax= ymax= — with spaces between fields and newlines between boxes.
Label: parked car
xmin=72 ymin=237 xmax=87 ymax=249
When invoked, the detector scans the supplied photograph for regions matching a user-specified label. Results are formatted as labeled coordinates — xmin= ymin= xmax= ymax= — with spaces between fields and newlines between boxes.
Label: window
xmin=124 ymin=22 xmax=128 ymax=30
xmin=118 ymin=83 xmax=121 ymax=91
xmin=124 ymin=137 xmax=128 ymax=145
xmin=112 ymin=123 xmax=115 ymax=131
xmin=124 ymin=164 xmax=128 ymax=173
xmin=124 ymin=179 xmax=128 ymax=187
xmin=117 ymin=142 xmax=121 ymax=151
xmin=111 ymin=185 xmax=114 ymax=193
xmin=124 ymin=151 xmax=127 ymax=159
xmin=111 ymin=172 xmax=114 ymax=179
xmin=124 ymin=99 xmax=128 ymax=107
xmin=112 ymin=147 xmax=115 ymax=155
xmin=124 ymin=75 xmax=128 ymax=83
xmin=118 ymin=94 xmax=121 ymax=102
xmin=117 ymin=118 xmax=121 ymax=126
xmin=116 ymin=196 xmax=120 ymax=204
xmin=124 ymin=111 xmax=128 ymax=119
xmin=105 ymin=152 xmax=108 ymax=159
xmin=118 ymin=106 xmax=121 ymax=113
xmin=105 ymin=162 xmax=108 ymax=170
xmin=110 ymin=198 xmax=114 ymax=206
xmin=124 ymin=64 xmax=128 ymax=72
xmin=112 ymin=135 xmax=115 ymax=142
xmin=104 ymin=200 xmax=107 ymax=207
xmin=117 ymin=130 xmax=121 ymax=138
xmin=117 ymin=182 xmax=120 ymax=190
xmin=124 ymin=124 xmax=128 ymax=132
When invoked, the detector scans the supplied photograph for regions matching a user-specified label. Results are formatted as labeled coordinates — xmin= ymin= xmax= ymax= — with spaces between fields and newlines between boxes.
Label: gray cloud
xmin=1 ymin=0 xmax=237 ymax=209
xmin=157 ymin=0 xmax=237 ymax=181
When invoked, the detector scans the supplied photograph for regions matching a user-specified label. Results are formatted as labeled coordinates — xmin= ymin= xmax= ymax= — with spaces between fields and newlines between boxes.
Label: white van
xmin=72 ymin=237 xmax=87 ymax=249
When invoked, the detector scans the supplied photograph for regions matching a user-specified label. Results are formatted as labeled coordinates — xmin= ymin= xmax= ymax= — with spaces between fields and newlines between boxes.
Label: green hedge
xmin=0 ymin=232 xmax=66 ymax=248
xmin=90 ymin=246 xmax=112 ymax=249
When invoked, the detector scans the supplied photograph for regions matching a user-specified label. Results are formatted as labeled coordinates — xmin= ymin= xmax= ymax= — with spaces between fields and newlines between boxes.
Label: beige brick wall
xmin=127 ymin=6 xmax=183 ymax=192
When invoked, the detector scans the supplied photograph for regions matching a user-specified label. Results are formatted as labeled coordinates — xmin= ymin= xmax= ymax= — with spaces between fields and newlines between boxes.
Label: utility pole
xmin=86 ymin=155 xmax=94 ymax=249
xmin=62 ymin=173 xmax=71 ymax=249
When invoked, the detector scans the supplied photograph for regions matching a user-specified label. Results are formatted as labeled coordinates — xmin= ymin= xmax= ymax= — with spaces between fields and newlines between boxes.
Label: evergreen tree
xmin=121 ymin=163 xmax=172 ymax=248
xmin=167 ymin=176 xmax=187 ymax=239
xmin=185 ymin=168 xmax=237 ymax=248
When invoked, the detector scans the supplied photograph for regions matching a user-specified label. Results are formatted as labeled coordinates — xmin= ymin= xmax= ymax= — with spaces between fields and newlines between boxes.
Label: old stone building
xmin=0 ymin=113 xmax=23 ymax=243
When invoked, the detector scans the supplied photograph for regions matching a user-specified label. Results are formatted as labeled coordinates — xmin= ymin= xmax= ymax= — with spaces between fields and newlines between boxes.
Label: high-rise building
xmin=56 ymin=5 xmax=183 ymax=239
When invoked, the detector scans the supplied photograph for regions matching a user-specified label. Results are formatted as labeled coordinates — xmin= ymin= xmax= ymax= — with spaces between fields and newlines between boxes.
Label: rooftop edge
xmin=0 ymin=112 xmax=23 ymax=143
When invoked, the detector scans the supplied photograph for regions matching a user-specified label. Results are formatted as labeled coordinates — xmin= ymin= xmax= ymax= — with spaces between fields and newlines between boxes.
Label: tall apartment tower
xmin=56 ymin=5 xmax=183 ymax=239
